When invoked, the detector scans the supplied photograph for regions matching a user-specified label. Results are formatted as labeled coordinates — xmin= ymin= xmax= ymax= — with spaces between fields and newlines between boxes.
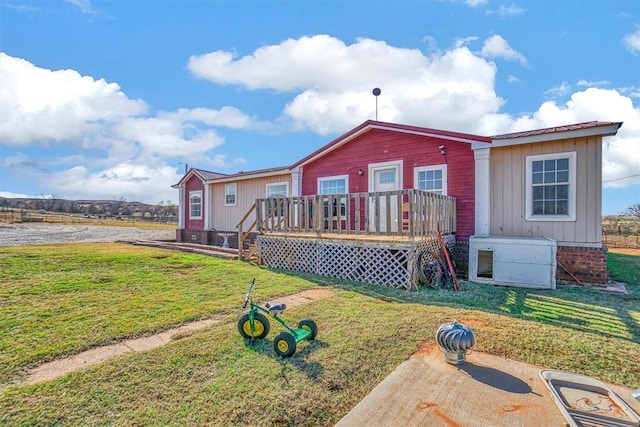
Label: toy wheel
xmin=298 ymin=318 xmax=317 ymax=340
xmin=238 ymin=312 xmax=270 ymax=339
xmin=273 ymin=332 xmax=296 ymax=358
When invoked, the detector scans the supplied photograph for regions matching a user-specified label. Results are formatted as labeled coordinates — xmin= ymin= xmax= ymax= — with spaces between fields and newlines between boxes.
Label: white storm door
xmin=369 ymin=161 xmax=402 ymax=232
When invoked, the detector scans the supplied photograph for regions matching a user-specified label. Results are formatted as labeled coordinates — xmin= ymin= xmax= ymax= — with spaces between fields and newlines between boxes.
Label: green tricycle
xmin=237 ymin=278 xmax=318 ymax=358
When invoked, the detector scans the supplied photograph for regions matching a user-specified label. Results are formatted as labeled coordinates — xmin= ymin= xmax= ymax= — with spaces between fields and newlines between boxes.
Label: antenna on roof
xmin=372 ymin=88 xmax=381 ymax=121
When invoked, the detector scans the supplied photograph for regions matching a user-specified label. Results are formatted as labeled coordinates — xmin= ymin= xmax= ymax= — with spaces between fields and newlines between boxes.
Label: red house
xmin=290 ymin=121 xmax=490 ymax=241
xmin=173 ymin=120 xmax=622 ymax=290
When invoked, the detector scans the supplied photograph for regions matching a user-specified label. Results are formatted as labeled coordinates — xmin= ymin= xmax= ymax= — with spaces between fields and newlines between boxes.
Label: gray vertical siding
xmin=210 ymin=174 xmax=291 ymax=231
xmin=489 ymin=136 xmax=602 ymax=246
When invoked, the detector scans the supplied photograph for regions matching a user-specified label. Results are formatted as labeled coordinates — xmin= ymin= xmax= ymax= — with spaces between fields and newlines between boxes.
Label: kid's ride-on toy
xmin=237 ymin=278 xmax=318 ymax=358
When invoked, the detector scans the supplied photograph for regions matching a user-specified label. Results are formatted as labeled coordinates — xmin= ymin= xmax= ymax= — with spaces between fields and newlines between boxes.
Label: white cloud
xmin=63 ymin=0 xmax=96 ymax=14
xmin=577 ymin=80 xmax=610 ymax=88
xmin=188 ymin=35 xmax=428 ymax=92
xmin=0 ymin=53 xmax=147 ymax=146
xmin=47 ymin=163 xmax=180 ymax=203
xmin=464 ymin=0 xmax=488 ymax=6
xmin=507 ymin=75 xmax=520 ymax=83
xmin=112 ymin=116 xmax=224 ymax=158
xmin=480 ymin=34 xmax=527 ymax=66
xmin=453 ymin=36 xmax=479 ymax=48
xmin=189 ymin=35 xmax=503 ymax=135
xmin=0 ymin=52 xmax=254 ymax=203
xmin=622 ymin=29 xmax=640 ymax=54
xmin=163 ymin=107 xmax=253 ymax=128
xmin=545 ymin=81 xmax=571 ymax=98
xmin=480 ymin=88 xmax=640 ymax=188
xmin=486 ymin=5 xmax=526 ymax=18
xmin=0 ymin=191 xmax=33 ymax=199
xmin=422 ymin=36 xmax=438 ymax=52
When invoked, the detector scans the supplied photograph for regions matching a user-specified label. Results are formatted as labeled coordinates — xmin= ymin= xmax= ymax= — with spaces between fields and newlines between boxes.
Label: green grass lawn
xmin=1 ymin=244 xmax=638 ymax=426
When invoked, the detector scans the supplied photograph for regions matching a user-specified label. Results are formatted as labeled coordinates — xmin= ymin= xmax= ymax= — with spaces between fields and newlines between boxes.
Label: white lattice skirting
xmin=257 ymin=235 xmax=454 ymax=291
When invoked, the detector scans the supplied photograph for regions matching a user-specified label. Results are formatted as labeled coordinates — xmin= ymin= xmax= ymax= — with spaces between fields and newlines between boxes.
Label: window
xmin=318 ymin=176 xmax=347 ymax=195
xmin=189 ymin=191 xmax=202 ymax=219
xmin=266 ymin=182 xmax=289 ymax=216
xmin=526 ymin=152 xmax=576 ymax=221
xmin=225 ymin=183 xmax=237 ymax=206
xmin=318 ymin=175 xmax=348 ymax=217
xmin=266 ymin=182 xmax=289 ymax=198
xmin=414 ymin=165 xmax=447 ymax=195
xmin=378 ymin=170 xmax=396 ymax=185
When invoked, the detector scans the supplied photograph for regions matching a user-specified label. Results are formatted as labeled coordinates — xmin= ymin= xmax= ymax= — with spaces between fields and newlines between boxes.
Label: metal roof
xmin=191 ymin=168 xmax=229 ymax=181
xmin=492 ymin=121 xmax=622 ymax=140
xmin=171 ymin=168 xmax=228 ymax=187
xmin=202 ymin=166 xmax=290 ymax=183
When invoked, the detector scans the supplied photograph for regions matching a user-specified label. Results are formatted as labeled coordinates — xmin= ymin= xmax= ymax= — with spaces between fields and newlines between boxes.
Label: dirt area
xmin=608 ymin=247 xmax=640 ymax=256
xmin=0 ymin=223 xmax=175 ymax=246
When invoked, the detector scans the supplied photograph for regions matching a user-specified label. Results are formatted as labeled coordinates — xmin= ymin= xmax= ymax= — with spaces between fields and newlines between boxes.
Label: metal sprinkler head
xmin=436 ymin=320 xmax=476 ymax=365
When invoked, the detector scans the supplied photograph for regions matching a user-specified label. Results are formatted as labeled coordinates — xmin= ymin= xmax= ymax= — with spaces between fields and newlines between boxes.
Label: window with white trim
xmin=414 ymin=164 xmax=447 ymax=195
xmin=318 ymin=175 xmax=348 ymax=217
xmin=526 ymin=152 xmax=576 ymax=221
xmin=266 ymin=182 xmax=289 ymax=198
xmin=189 ymin=191 xmax=202 ymax=219
xmin=266 ymin=182 xmax=289 ymax=216
xmin=225 ymin=183 xmax=237 ymax=206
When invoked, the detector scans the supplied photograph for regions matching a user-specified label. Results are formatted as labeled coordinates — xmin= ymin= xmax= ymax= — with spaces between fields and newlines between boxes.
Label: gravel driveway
xmin=0 ymin=224 xmax=176 ymax=246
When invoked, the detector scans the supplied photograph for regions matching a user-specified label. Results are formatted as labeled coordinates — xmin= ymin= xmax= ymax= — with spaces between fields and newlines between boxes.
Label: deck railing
xmin=254 ymin=189 xmax=456 ymax=237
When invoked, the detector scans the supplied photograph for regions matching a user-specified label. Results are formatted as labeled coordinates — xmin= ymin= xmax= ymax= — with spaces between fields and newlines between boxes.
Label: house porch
xmin=238 ymin=189 xmax=458 ymax=290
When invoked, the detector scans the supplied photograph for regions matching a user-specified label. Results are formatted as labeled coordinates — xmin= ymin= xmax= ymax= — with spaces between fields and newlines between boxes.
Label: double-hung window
xmin=189 ymin=191 xmax=202 ymax=219
xmin=318 ymin=175 xmax=348 ymax=217
xmin=225 ymin=183 xmax=237 ymax=206
xmin=266 ymin=182 xmax=289 ymax=198
xmin=414 ymin=165 xmax=447 ymax=195
xmin=266 ymin=182 xmax=289 ymax=216
xmin=525 ymin=152 xmax=576 ymax=221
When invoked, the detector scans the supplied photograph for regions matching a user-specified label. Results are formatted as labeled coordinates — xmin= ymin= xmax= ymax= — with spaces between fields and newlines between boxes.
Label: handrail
xmin=253 ymin=189 xmax=456 ymax=238
xmin=236 ymin=203 xmax=257 ymax=260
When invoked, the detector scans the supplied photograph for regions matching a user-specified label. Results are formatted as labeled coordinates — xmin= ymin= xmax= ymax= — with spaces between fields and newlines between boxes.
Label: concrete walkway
xmin=22 ymin=288 xmax=334 ymax=385
xmin=337 ymin=346 xmax=640 ymax=426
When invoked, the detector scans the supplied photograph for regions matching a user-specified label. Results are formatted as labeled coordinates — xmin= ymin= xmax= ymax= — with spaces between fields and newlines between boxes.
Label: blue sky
xmin=1 ymin=0 xmax=639 ymax=214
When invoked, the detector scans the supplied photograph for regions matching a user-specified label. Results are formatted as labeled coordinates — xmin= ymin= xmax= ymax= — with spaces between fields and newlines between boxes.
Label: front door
xmin=369 ymin=161 xmax=402 ymax=232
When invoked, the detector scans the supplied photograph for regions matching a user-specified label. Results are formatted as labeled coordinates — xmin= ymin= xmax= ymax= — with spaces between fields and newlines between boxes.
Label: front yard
xmin=1 ymin=244 xmax=638 ymax=426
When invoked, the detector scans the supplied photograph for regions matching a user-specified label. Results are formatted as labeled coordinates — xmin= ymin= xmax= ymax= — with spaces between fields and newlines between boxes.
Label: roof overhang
xmin=204 ymin=167 xmax=290 ymax=184
xmin=484 ymin=121 xmax=623 ymax=149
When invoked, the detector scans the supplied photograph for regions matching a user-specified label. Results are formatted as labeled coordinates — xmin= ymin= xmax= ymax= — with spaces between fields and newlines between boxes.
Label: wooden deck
xmin=262 ymin=230 xmax=429 ymax=244
xmin=250 ymin=189 xmax=456 ymax=238
xmin=236 ymin=190 xmax=458 ymax=288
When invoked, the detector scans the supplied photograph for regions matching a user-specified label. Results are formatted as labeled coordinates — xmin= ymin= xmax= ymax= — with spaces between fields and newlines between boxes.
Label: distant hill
xmin=0 ymin=197 xmax=177 ymax=218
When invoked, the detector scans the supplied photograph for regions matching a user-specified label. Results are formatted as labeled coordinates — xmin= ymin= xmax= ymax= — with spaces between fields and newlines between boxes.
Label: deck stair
xmin=129 ymin=240 xmax=238 ymax=260
xmin=244 ymin=241 xmax=261 ymax=263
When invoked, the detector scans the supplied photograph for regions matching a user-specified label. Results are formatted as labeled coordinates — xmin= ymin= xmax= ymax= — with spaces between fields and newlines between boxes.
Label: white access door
xmin=369 ymin=161 xmax=402 ymax=232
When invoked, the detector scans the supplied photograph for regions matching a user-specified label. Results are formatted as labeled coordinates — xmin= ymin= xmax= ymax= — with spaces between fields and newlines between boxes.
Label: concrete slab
xmin=337 ymin=349 xmax=640 ymax=427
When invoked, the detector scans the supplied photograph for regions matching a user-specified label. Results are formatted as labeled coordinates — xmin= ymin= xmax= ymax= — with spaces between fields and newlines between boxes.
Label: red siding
xmin=185 ymin=176 xmax=205 ymax=230
xmin=301 ymin=128 xmax=476 ymax=240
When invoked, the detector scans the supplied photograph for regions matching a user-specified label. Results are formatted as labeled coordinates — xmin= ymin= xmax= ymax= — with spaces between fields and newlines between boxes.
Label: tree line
xmin=0 ymin=196 xmax=178 ymax=219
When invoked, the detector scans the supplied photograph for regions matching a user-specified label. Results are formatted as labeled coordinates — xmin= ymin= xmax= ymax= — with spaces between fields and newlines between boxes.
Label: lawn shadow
xmin=292 ymin=271 xmax=640 ymax=345
xmin=493 ymin=285 xmax=640 ymax=344
xmin=242 ymin=337 xmax=328 ymax=381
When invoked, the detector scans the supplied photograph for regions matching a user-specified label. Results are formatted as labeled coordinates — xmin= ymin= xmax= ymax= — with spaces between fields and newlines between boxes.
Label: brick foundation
xmin=556 ymin=246 xmax=607 ymax=286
